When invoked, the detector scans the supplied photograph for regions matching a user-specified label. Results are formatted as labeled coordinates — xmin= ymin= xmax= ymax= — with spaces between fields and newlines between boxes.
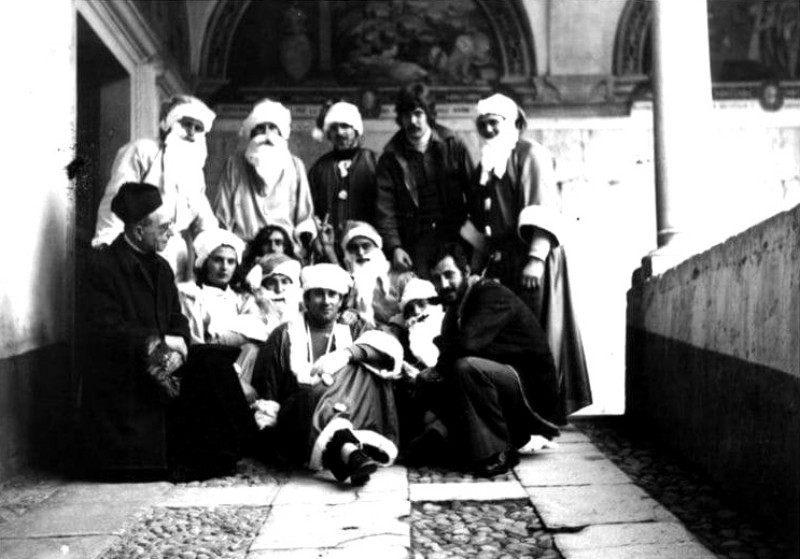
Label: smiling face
xmin=304 ymin=288 xmax=343 ymax=325
xmin=476 ymin=114 xmax=505 ymax=140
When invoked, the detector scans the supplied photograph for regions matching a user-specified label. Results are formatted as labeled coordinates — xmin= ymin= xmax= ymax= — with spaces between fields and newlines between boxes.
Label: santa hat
xmin=399 ymin=278 xmax=438 ymax=313
xmin=259 ymin=253 xmax=301 ymax=284
xmin=160 ymin=95 xmax=216 ymax=134
xmin=477 ymin=93 xmax=527 ymax=129
xmin=241 ymin=98 xmax=292 ymax=139
xmin=111 ymin=182 xmax=162 ymax=224
xmin=193 ymin=228 xmax=246 ymax=269
xmin=323 ymin=102 xmax=363 ymax=137
xmin=301 ymin=263 xmax=353 ymax=295
xmin=340 ymin=220 xmax=383 ymax=253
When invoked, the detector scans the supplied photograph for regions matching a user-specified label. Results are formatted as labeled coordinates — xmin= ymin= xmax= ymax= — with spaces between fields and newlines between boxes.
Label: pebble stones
xmin=98 ymin=506 xmax=269 ymax=559
xmin=575 ymin=419 xmax=791 ymax=559
xmin=408 ymin=465 xmax=516 ymax=484
xmin=410 ymin=500 xmax=562 ymax=559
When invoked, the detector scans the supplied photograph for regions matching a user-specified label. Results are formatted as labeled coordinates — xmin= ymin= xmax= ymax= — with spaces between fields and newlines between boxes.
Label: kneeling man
xmin=426 ymin=243 xmax=560 ymax=476
xmin=251 ymin=263 xmax=403 ymax=486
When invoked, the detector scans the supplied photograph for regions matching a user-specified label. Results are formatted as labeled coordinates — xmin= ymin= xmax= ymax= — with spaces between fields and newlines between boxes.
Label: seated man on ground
xmin=250 ymin=263 xmax=403 ymax=486
xmin=80 ymin=182 xmax=256 ymax=481
xmin=422 ymin=242 xmax=560 ymax=477
xmin=341 ymin=220 xmax=412 ymax=327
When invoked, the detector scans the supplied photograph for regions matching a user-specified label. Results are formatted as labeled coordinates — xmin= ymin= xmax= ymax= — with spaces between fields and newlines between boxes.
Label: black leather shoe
xmin=346 ymin=449 xmax=379 ymax=486
xmin=474 ymin=449 xmax=519 ymax=478
xmin=322 ymin=429 xmax=361 ymax=482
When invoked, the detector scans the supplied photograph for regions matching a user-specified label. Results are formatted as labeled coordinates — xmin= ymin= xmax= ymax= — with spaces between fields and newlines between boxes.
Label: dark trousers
xmin=431 ymin=357 xmax=557 ymax=464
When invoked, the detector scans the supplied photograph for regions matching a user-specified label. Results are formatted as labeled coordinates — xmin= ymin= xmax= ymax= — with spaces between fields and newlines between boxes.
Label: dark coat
xmin=80 ymin=234 xmax=189 ymax=472
xmin=308 ymin=147 xmax=379 ymax=237
xmin=375 ymin=125 xmax=474 ymax=255
xmin=435 ymin=278 xmax=560 ymax=422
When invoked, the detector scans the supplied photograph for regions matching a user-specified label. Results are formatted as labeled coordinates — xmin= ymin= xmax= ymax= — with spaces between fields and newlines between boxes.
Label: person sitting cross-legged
xmin=250 ymin=263 xmax=403 ymax=486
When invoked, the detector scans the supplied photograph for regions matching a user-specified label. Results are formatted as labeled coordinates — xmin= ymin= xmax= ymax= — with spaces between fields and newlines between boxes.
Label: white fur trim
xmin=241 ymin=99 xmax=292 ymax=139
xmin=517 ymin=205 xmax=564 ymax=245
xmin=308 ymin=416 xmax=353 ymax=471
xmin=477 ymin=93 xmax=519 ymax=122
xmin=161 ymin=99 xmax=216 ymax=133
xmin=301 ymin=264 xmax=353 ymax=294
xmin=340 ymin=221 xmax=383 ymax=253
xmin=353 ymin=330 xmax=404 ymax=379
xmin=193 ymin=228 xmax=246 ymax=269
xmin=353 ymin=430 xmax=398 ymax=466
xmin=323 ymin=102 xmax=364 ymax=136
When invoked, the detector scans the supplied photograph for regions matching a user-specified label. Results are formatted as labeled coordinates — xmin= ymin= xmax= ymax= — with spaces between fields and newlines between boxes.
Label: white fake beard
xmin=478 ymin=126 xmax=518 ymax=182
xmin=163 ymin=129 xmax=208 ymax=172
xmin=245 ymin=136 xmax=292 ymax=188
xmin=255 ymin=286 xmax=301 ymax=324
xmin=406 ymin=305 xmax=444 ymax=367
xmin=347 ymin=250 xmax=390 ymax=319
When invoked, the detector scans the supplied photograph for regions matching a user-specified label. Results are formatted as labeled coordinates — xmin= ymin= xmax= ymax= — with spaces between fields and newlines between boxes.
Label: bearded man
xmin=92 ymin=95 xmax=218 ymax=281
xmin=308 ymin=101 xmax=379 ymax=256
xmin=250 ymin=264 xmax=402 ymax=486
xmin=340 ymin=220 xmax=411 ymax=327
xmin=470 ymin=92 xmax=592 ymax=425
xmin=214 ymin=99 xmax=316 ymax=254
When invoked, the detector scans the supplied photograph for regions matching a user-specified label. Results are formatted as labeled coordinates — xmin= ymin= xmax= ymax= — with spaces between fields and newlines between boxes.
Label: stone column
xmin=644 ymin=0 xmax=713 ymax=277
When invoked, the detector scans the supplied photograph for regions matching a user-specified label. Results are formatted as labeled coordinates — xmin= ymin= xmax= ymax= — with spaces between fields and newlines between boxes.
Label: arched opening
xmin=199 ymin=0 xmax=536 ymax=104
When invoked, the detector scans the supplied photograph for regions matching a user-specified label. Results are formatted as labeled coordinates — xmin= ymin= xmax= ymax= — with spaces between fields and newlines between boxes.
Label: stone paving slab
xmin=250 ymin=499 xmax=410 ymax=551
xmin=516 ymin=452 xmax=632 ymax=486
xmin=556 ymin=429 xmax=591 ymax=444
xmin=0 ymin=500 xmax=147 ymax=539
xmin=409 ymin=481 xmax=527 ymax=502
xmin=0 ymin=535 xmax=118 ymax=559
xmin=533 ymin=442 xmax=599 ymax=455
xmin=49 ymin=481 xmax=173 ymax=505
xmin=527 ymin=484 xmax=677 ymax=528
xmin=157 ymin=485 xmax=280 ymax=507
xmin=554 ymin=522 xmax=702 ymax=552
xmin=565 ymin=541 xmax=717 ymax=559
xmin=271 ymin=466 xmax=406 ymax=506
xmin=247 ymin=540 xmax=410 ymax=559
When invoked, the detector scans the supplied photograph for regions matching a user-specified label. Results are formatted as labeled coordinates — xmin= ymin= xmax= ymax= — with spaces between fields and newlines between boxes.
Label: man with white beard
xmin=469 ymin=92 xmax=592 ymax=426
xmin=214 ymin=99 xmax=317 ymax=256
xmin=92 ymin=95 xmax=218 ymax=281
xmin=246 ymin=252 xmax=303 ymax=334
xmin=340 ymin=221 xmax=411 ymax=327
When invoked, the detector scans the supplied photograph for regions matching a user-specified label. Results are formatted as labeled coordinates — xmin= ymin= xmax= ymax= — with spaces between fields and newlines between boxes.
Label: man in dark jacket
xmin=424 ymin=242 xmax=560 ymax=477
xmin=80 ymin=182 xmax=255 ymax=480
xmin=376 ymin=83 xmax=474 ymax=278
xmin=308 ymin=100 xmax=379 ymax=261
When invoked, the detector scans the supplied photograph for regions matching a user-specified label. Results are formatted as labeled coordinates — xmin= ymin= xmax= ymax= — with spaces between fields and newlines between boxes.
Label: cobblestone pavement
xmin=3 ymin=419 xmax=792 ymax=558
xmin=574 ymin=417 xmax=794 ymax=559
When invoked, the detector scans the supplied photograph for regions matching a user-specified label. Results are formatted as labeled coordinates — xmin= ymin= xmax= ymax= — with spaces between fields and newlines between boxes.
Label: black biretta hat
xmin=111 ymin=182 xmax=163 ymax=224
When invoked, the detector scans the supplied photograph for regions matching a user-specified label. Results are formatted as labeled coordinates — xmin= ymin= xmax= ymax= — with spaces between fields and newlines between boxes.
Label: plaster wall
xmin=0 ymin=2 xmax=76 ymax=479
xmin=627 ymin=206 xmax=800 ymax=547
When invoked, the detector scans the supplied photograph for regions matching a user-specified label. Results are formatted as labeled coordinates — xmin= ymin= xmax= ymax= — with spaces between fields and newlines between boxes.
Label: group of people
xmin=79 ymin=82 xmax=592 ymax=486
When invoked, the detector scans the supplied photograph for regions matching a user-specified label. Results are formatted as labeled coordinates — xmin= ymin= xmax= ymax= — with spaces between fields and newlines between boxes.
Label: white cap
xmin=301 ymin=263 xmax=353 ymax=295
xmin=193 ymin=228 xmax=246 ymax=269
xmin=340 ymin=220 xmax=383 ymax=253
xmin=241 ymin=98 xmax=292 ymax=139
xmin=399 ymin=278 xmax=438 ymax=312
xmin=323 ymin=102 xmax=364 ymax=136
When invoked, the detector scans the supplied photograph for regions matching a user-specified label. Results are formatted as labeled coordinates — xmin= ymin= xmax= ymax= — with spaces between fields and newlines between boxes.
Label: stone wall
xmin=627 ymin=205 xmax=800 ymax=548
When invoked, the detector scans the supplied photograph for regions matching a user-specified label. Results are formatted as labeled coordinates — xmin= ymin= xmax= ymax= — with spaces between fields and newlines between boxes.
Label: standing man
xmin=214 ymin=98 xmax=317 ymax=253
xmin=93 ymin=95 xmax=219 ymax=281
xmin=376 ymin=82 xmax=475 ymax=277
xmin=423 ymin=243 xmax=560 ymax=477
xmin=471 ymin=92 xmax=592 ymax=424
xmin=80 ymin=182 xmax=256 ymax=480
xmin=308 ymin=100 xmax=379 ymax=255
